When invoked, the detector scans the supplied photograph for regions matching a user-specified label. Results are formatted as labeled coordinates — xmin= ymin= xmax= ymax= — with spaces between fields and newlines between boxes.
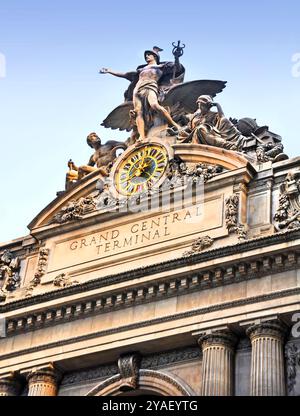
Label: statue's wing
xmin=163 ymin=80 xmax=227 ymax=113
xmin=101 ymin=102 xmax=134 ymax=131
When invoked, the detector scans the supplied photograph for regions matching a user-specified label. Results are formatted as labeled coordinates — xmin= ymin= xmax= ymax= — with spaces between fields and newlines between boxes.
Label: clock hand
xmin=121 ymin=163 xmax=149 ymax=182
xmin=120 ymin=171 xmax=137 ymax=182
xmin=120 ymin=159 xmax=152 ymax=184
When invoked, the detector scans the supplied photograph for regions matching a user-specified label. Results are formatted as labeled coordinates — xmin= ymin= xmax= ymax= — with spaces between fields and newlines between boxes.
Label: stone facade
xmin=1 ymin=142 xmax=300 ymax=396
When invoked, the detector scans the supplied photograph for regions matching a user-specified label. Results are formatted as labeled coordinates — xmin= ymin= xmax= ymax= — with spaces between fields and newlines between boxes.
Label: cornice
xmin=1 ymin=286 xmax=300 ymax=362
xmin=1 ymin=227 xmax=300 ymax=313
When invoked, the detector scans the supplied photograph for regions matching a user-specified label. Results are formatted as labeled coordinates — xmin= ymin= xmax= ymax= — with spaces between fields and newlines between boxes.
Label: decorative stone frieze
xmin=50 ymin=194 xmax=97 ymax=224
xmin=225 ymin=194 xmax=247 ymax=240
xmin=274 ymin=169 xmax=300 ymax=231
xmin=61 ymin=364 xmax=119 ymax=386
xmin=0 ymin=250 xmax=21 ymax=301
xmin=225 ymin=194 xmax=239 ymax=231
xmin=25 ymin=248 xmax=49 ymax=297
xmin=167 ymin=160 xmax=224 ymax=186
xmin=141 ymin=346 xmax=201 ymax=368
xmin=246 ymin=321 xmax=287 ymax=396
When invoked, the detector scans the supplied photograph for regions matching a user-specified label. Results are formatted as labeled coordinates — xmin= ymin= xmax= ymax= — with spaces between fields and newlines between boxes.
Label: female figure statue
xmin=177 ymin=95 xmax=245 ymax=150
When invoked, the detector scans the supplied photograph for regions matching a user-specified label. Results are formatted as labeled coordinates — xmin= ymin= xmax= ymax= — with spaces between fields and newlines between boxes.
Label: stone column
xmin=246 ymin=321 xmax=286 ymax=396
xmin=27 ymin=363 xmax=61 ymax=396
xmin=198 ymin=332 xmax=237 ymax=396
xmin=0 ymin=372 xmax=21 ymax=396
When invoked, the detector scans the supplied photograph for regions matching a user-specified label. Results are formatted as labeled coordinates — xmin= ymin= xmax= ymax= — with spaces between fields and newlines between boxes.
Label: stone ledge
xmin=3 ymin=246 xmax=300 ymax=336
xmin=1 ymin=286 xmax=300 ymax=364
xmin=1 ymin=228 xmax=300 ymax=313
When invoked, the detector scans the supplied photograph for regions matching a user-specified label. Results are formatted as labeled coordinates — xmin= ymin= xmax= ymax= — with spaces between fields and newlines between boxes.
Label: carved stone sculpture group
xmin=0 ymin=250 xmax=20 ymax=301
xmin=59 ymin=41 xmax=291 ymax=237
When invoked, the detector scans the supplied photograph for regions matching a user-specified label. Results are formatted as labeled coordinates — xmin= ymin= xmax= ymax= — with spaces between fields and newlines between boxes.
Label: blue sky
xmin=0 ymin=0 xmax=299 ymax=242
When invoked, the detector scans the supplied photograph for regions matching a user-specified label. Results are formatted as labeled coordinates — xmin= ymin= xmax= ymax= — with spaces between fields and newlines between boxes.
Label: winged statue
xmin=100 ymin=43 xmax=227 ymax=140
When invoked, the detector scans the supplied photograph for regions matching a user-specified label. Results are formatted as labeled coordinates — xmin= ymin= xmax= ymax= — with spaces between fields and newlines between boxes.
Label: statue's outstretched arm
xmin=99 ymin=68 xmax=136 ymax=81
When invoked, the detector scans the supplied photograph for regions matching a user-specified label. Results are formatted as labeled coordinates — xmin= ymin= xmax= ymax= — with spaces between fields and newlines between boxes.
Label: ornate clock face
xmin=114 ymin=143 xmax=169 ymax=196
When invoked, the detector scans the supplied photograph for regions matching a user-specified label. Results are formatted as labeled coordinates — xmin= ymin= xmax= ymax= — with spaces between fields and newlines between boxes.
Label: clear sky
xmin=0 ymin=0 xmax=299 ymax=243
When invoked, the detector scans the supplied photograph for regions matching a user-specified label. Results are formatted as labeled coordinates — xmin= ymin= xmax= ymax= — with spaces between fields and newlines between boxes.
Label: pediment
xmin=28 ymin=144 xmax=253 ymax=233
xmin=28 ymin=169 xmax=106 ymax=231
xmin=173 ymin=144 xmax=253 ymax=170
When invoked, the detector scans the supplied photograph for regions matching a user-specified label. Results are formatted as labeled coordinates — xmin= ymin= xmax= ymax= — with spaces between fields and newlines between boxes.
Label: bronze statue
xmin=66 ymin=133 xmax=127 ymax=188
xmin=176 ymin=95 xmax=245 ymax=151
xmin=100 ymin=42 xmax=227 ymax=141
xmin=100 ymin=46 xmax=184 ymax=140
xmin=233 ymin=118 xmax=288 ymax=162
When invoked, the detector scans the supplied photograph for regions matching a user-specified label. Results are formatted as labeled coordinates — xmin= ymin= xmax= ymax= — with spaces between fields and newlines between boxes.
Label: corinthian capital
xmin=246 ymin=321 xmax=287 ymax=341
xmin=198 ymin=331 xmax=237 ymax=350
xmin=27 ymin=363 xmax=62 ymax=396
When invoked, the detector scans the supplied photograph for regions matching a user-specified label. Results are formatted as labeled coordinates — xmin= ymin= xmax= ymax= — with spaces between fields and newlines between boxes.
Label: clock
xmin=112 ymin=141 xmax=172 ymax=197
